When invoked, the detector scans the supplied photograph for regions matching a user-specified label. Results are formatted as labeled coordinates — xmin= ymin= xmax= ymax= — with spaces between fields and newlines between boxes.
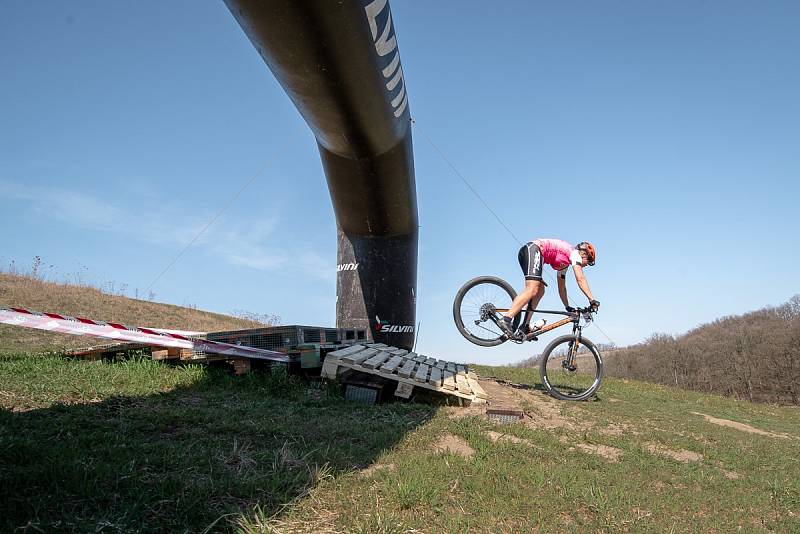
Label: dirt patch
xmin=575 ymin=443 xmax=623 ymax=462
xmin=434 ymin=435 xmax=475 ymax=458
xmin=478 ymin=378 xmax=591 ymax=432
xmin=360 ymin=463 xmax=396 ymax=477
xmin=598 ymin=422 xmax=637 ymax=437
xmin=485 ymin=430 xmax=537 ymax=448
xmin=645 ymin=442 xmax=702 ymax=463
xmin=691 ymin=412 xmax=790 ymax=439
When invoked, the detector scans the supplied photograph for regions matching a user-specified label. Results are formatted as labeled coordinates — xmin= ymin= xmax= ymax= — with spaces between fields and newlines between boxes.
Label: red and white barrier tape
xmin=0 ymin=307 xmax=289 ymax=362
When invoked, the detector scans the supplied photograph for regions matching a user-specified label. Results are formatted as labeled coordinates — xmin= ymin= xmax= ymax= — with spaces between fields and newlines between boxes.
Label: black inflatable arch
xmin=224 ymin=0 xmax=418 ymax=349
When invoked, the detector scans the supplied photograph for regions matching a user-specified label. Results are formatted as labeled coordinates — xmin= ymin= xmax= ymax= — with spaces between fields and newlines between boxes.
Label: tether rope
xmin=145 ymin=130 xmax=300 ymax=294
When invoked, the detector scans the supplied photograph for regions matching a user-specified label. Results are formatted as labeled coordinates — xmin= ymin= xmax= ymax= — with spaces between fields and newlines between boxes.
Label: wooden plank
xmin=467 ymin=377 xmax=488 ymax=399
xmin=397 ymin=358 xmax=418 ymax=378
xmin=329 ymin=344 xmax=366 ymax=359
xmin=378 ymin=355 xmax=404 ymax=374
xmin=424 ymin=357 xmax=437 ymax=366
xmin=233 ymin=359 xmax=251 ymax=375
xmin=389 ymin=348 xmax=409 ymax=357
xmin=446 ymin=362 xmax=456 ymax=373
xmin=330 ymin=360 xmax=474 ymax=401
xmin=347 ymin=348 xmax=378 ymax=366
xmin=456 ymin=365 xmax=467 ymax=376
xmin=435 ymin=360 xmax=446 ymax=370
xmin=362 ymin=351 xmax=392 ymax=370
xmin=394 ymin=382 xmax=414 ymax=399
xmin=320 ymin=356 xmax=340 ymax=379
xmin=413 ymin=354 xmax=427 ymax=363
xmin=428 ymin=366 xmax=442 ymax=387
xmin=442 ymin=370 xmax=456 ymax=391
xmin=68 ymin=342 xmax=149 ymax=357
xmin=455 ymin=373 xmax=473 ymax=394
xmin=364 ymin=343 xmax=388 ymax=348
xmin=413 ymin=364 xmax=430 ymax=383
xmin=151 ymin=349 xmax=170 ymax=361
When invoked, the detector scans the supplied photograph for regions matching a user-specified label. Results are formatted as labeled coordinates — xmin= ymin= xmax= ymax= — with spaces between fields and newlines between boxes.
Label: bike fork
xmin=564 ymin=329 xmax=581 ymax=370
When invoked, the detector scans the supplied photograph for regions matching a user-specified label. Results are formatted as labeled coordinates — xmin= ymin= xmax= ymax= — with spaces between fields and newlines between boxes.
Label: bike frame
xmin=493 ymin=305 xmax=582 ymax=342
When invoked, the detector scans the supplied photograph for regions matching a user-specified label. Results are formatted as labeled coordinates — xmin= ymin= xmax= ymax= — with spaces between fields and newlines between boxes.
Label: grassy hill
xmin=0 ymin=272 xmax=275 ymax=352
xmin=2 ymin=274 xmax=798 ymax=531
xmin=516 ymin=297 xmax=800 ymax=405
xmin=604 ymin=296 xmax=800 ymax=405
xmin=0 ymin=354 xmax=797 ymax=532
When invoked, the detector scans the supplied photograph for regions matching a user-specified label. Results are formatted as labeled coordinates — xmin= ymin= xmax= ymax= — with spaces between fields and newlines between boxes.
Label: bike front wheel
xmin=453 ymin=276 xmax=520 ymax=347
xmin=539 ymin=334 xmax=603 ymax=401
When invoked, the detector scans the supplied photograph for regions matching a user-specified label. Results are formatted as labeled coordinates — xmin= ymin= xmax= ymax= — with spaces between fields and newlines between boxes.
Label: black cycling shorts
xmin=518 ymin=242 xmax=547 ymax=284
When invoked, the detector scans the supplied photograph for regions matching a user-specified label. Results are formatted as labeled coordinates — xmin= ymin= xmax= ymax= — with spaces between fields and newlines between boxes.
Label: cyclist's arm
xmin=572 ymin=264 xmax=595 ymax=302
xmin=557 ymin=270 xmax=569 ymax=307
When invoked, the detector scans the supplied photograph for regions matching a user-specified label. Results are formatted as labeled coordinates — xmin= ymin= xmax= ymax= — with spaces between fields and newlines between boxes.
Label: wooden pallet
xmin=321 ymin=343 xmax=487 ymax=404
xmin=68 ymin=342 xmax=237 ymax=364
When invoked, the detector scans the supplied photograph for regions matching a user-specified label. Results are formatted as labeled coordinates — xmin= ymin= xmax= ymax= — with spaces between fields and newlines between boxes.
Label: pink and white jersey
xmin=533 ymin=238 xmax=583 ymax=273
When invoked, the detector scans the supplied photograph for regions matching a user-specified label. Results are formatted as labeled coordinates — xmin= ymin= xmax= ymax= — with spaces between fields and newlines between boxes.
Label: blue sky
xmin=2 ymin=1 xmax=798 ymax=364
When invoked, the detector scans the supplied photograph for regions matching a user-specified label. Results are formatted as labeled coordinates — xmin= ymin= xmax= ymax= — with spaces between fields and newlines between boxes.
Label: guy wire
xmin=144 ymin=131 xmax=300 ymax=294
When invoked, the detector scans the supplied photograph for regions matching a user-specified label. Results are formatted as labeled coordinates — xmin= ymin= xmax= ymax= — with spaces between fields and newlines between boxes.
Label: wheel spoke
xmin=454 ymin=278 xmax=516 ymax=346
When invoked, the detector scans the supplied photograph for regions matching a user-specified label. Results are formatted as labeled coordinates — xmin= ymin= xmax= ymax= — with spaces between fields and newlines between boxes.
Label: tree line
xmin=603 ymin=296 xmax=800 ymax=404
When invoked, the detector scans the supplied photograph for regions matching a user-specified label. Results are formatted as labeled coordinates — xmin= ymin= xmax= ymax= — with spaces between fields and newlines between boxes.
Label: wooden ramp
xmin=321 ymin=343 xmax=487 ymax=404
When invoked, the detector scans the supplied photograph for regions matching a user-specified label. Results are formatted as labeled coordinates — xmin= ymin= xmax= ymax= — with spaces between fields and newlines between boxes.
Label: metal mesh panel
xmin=303 ymin=328 xmax=321 ymax=343
xmin=487 ymin=413 xmax=522 ymax=424
xmin=206 ymin=326 xmax=299 ymax=351
xmin=345 ymin=385 xmax=378 ymax=405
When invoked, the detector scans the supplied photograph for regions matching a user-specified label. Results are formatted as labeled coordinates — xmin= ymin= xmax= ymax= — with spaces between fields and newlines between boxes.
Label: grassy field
xmin=1 ymin=353 xmax=798 ymax=533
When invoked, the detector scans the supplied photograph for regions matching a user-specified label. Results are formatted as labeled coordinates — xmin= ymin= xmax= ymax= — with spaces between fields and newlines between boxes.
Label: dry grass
xmin=0 ymin=272 xmax=274 ymax=352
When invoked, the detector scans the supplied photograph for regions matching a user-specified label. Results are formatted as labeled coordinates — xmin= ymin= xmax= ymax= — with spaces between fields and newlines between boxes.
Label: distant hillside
xmin=604 ymin=296 xmax=800 ymax=404
xmin=0 ymin=273 xmax=277 ymax=352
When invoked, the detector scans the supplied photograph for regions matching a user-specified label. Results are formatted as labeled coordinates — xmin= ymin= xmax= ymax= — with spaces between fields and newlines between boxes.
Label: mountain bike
xmin=453 ymin=276 xmax=603 ymax=401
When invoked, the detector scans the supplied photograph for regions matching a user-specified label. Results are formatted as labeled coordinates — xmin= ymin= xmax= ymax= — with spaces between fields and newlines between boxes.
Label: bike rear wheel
xmin=453 ymin=276 xmax=520 ymax=347
xmin=539 ymin=334 xmax=603 ymax=401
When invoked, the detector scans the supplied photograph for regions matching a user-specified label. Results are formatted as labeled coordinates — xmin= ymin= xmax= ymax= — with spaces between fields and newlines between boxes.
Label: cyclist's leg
xmin=521 ymin=282 xmax=546 ymax=328
xmin=505 ymin=243 xmax=546 ymax=319
xmin=508 ymin=279 xmax=544 ymax=319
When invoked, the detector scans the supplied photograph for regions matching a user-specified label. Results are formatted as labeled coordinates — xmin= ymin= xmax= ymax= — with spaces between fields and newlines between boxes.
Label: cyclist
xmin=498 ymin=239 xmax=599 ymax=339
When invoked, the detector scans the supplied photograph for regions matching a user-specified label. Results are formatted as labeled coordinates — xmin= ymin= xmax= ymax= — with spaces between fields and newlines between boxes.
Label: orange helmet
xmin=576 ymin=242 xmax=596 ymax=266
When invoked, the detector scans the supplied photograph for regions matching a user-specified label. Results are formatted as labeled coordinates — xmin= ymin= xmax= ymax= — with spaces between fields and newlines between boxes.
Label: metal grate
xmin=486 ymin=408 xmax=524 ymax=424
xmin=345 ymin=385 xmax=379 ymax=405
xmin=487 ymin=413 xmax=522 ymax=424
